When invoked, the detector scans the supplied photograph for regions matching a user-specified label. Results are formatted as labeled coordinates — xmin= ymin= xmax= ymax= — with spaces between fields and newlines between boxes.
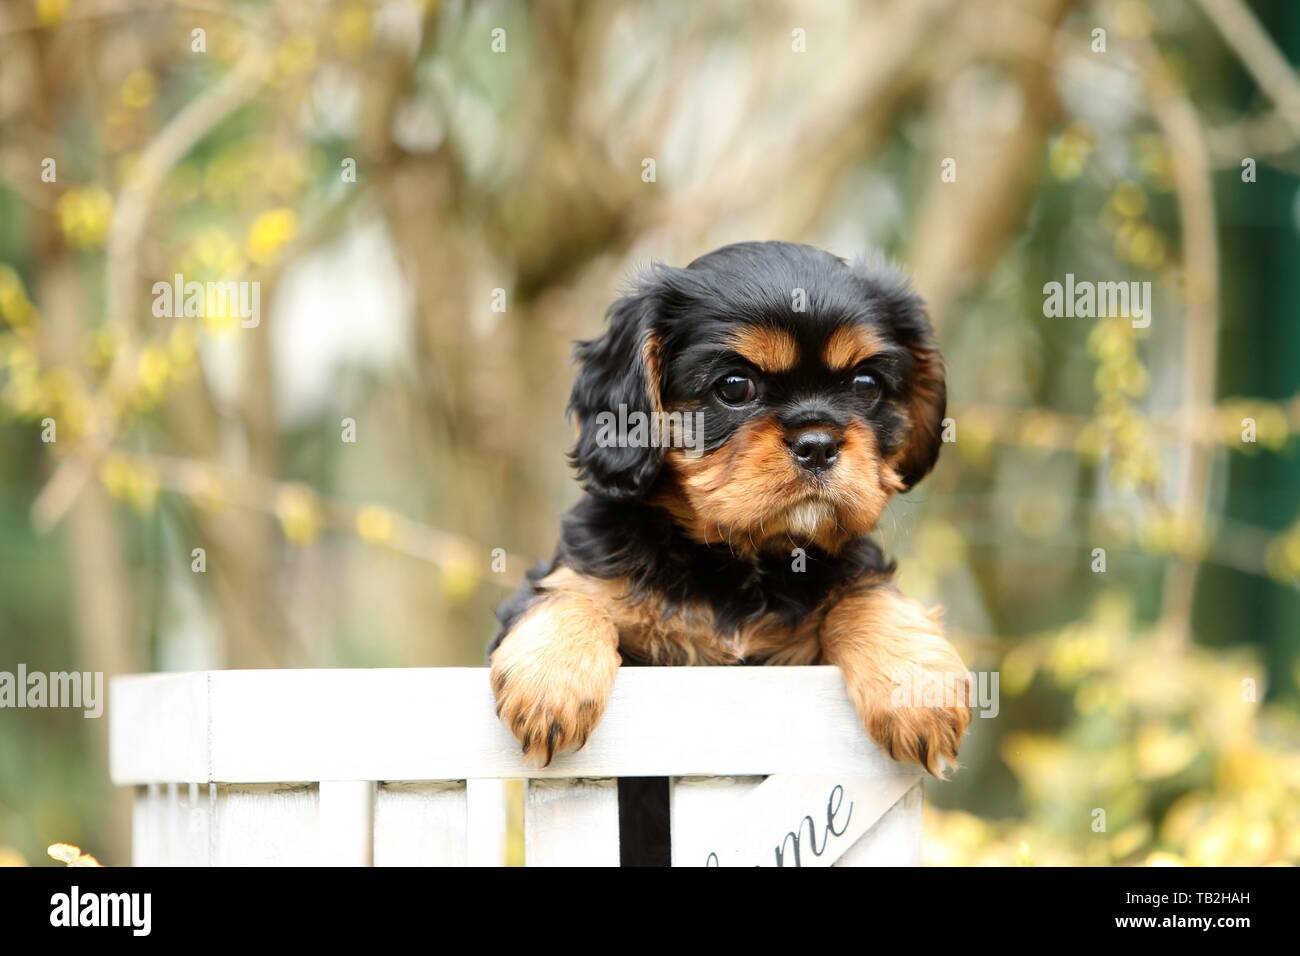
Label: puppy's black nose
xmin=790 ymin=430 xmax=839 ymax=473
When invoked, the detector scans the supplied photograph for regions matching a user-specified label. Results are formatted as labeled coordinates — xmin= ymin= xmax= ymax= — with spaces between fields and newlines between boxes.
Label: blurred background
xmin=1 ymin=0 xmax=1298 ymax=867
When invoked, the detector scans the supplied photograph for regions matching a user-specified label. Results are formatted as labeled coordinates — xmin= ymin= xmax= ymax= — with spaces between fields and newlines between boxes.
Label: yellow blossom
xmin=247 ymin=208 xmax=298 ymax=266
xmin=1110 ymin=181 xmax=1148 ymax=219
xmin=1136 ymin=723 xmax=1199 ymax=780
xmin=48 ymin=843 xmax=102 ymax=866
xmin=1048 ymin=126 xmax=1094 ymax=181
xmin=136 ymin=345 xmax=170 ymax=400
xmin=0 ymin=266 xmax=36 ymax=327
xmin=276 ymin=485 xmax=322 ymax=545
xmin=35 ymin=0 xmax=68 ymax=28
xmin=334 ymin=4 xmax=373 ymax=55
xmin=184 ymin=227 xmax=245 ymax=278
xmin=356 ymin=505 xmax=395 ymax=545
xmin=276 ymin=35 xmax=317 ymax=77
xmin=120 ymin=69 xmax=157 ymax=110
xmin=56 ymin=187 xmax=113 ymax=249
xmin=439 ymin=550 xmax=479 ymax=603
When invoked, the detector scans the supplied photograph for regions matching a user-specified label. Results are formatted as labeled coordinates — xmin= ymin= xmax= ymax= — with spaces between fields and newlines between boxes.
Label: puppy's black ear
xmin=894 ymin=337 xmax=946 ymax=490
xmin=568 ymin=281 xmax=665 ymax=500
xmin=855 ymin=257 xmax=947 ymax=491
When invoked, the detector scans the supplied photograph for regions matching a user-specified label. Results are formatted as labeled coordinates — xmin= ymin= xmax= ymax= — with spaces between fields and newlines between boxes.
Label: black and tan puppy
xmin=490 ymin=241 xmax=969 ymax=775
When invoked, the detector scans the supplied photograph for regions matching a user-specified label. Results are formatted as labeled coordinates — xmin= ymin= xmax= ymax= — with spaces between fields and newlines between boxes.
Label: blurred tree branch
xmin=113 ymin=450 xmax=525 ymax=584
xmin=1196 ymin=0 xmax=1300 ymax=138
xmin=1137 ymin=39 xmax=1222 ymax=651
xmin=909 ymin=0 xmax=1077 ymax=330
xmin=30 ymin=35 xmax=274 ymax=532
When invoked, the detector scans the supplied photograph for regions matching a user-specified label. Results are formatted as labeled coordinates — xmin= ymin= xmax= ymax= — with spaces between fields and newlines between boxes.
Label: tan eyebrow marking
xmin=822 ymin=324 xmax=887 ymax=370
xmin=728 ymin=326 xmax=799 ymax=373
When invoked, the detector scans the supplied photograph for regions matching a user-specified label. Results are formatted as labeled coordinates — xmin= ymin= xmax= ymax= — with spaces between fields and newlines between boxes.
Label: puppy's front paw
xmin=855 ymin=676 xmax=970 ymax=777
xmin=489 ymin=594 xmax=621 ymax=766
xmin=822 ymin=588 xmax=972 ymax=776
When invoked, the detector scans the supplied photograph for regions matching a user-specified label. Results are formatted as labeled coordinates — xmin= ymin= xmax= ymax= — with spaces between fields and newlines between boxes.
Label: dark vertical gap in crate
xmin=617 ymin=777 xmax=671 ymax=866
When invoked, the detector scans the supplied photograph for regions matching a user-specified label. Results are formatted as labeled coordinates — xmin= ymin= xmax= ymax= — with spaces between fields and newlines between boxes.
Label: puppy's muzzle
xmin=788 ymin=428 xmax=840 ymax=474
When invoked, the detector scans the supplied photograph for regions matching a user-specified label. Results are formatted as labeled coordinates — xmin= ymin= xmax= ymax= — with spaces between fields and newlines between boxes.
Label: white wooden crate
xmin=110 ymin=667 xmax=924 ymax=866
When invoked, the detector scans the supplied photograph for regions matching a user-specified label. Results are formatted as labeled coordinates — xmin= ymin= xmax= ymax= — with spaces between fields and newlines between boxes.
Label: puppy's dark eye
xmin=714 ymin=374 xmax=756 ymax=406
xmin=852 ymin=371 xmax=881 ymax=396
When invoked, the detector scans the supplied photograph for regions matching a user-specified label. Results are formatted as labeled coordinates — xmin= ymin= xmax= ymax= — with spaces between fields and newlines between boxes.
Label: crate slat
xmin=212 ymin=784 xmax=319 ymax=866
xmin=374 ymin=782 xmax=468 ymax=866
xmin=319 ymin=781 xmax=374 ymax=866
xmin=525 ymin=779 xmax=620 ymax=866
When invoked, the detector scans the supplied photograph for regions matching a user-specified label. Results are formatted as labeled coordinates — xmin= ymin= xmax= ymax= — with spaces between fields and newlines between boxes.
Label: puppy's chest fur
xmin=535 ymin=566 xmax=824 ymax=666
xmin=492 ymin=496 xmax=895 ymax=667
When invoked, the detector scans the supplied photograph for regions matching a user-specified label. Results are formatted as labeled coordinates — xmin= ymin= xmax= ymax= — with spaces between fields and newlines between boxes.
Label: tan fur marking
xmin=822 ymin=324 xmax=887 ymax=370
xmin=728 ymin=325 xmax=799 ymax=373
xmin=492 ymin=574 xmax=965 ymax=773
xmin=489 ymin=591 xmax=621 ymax=766
xmin=820 ymin=587 xmax=970 ymax=776
xmin=536 ymin=566 xmax=822 ymax=667
xmin=642 ymin=332 xmax=663 ymax=414
xmin=659 ymin=417 xmax=899 ymax=555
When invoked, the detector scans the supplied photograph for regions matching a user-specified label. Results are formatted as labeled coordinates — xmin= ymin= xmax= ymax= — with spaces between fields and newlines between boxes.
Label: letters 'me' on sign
xmin=683 ymin=773 xmax=920 ymax=867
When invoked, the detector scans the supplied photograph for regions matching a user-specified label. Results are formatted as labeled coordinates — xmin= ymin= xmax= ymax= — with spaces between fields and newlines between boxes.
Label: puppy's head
xmin=569 ymin=241 xmax=945 ymax=553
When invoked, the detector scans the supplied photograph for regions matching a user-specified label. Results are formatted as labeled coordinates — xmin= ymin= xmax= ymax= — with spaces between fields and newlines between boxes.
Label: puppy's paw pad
xmin=867 ymin=701 xmax=969 ymax=777
xmin=490 ymin=655 xmax=617 ymax=766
